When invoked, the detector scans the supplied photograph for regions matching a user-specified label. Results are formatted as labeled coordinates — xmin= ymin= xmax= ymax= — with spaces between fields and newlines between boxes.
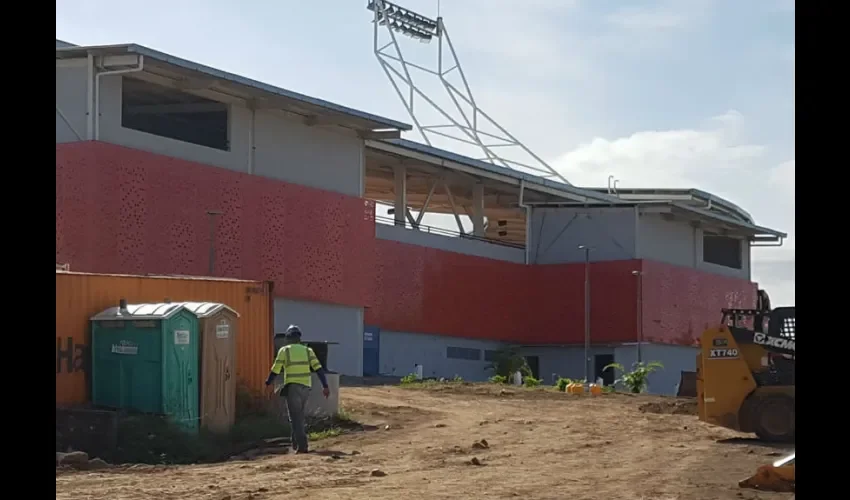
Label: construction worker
xmin=265 ymin=325 xmax=330 ymax=454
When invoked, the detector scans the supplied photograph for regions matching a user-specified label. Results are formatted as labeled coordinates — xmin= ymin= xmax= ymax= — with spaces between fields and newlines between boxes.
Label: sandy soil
xmin=56 ymin=384 xmax=794 ymax=500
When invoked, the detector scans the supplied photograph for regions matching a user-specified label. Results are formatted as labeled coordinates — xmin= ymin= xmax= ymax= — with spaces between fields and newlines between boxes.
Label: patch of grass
xmin=309 ymin=427 xmax=343 ymax=441
xmin=399 ymin=374 xmax=467 ymax=389
xmin=102 ymin=385 xmax=361 ymax=465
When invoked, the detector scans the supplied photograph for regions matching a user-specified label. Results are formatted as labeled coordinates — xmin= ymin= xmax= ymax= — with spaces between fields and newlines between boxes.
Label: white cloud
xmin=552 ymin=110 xmax=766 ymax=189
xmin=551 ymin=112 xmax=794 ymax=305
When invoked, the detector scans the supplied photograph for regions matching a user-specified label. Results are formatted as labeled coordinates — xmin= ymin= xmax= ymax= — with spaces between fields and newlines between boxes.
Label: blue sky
xmin=56 ymin=0 xmax=795 ymax=304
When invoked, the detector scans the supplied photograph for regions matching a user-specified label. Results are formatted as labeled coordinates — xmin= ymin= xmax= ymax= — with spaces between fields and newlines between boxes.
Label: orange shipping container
xmin=56 ymin=271 xmax=273 ymax=406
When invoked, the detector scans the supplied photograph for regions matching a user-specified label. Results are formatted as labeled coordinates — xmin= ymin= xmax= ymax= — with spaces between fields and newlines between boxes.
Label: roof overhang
xmin=367 ymin=138 xmax=621 ymax=204
xmin=56 ymin=43 xmax=412 ymax=134
xmin=535 ymin=201 xmax=786 ymax=243
xmin=587 ymin=187 xmax=754 ymax=224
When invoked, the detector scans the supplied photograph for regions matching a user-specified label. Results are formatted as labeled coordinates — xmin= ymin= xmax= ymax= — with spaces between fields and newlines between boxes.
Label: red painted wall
xmin=639 ymin=260 xmax=757 ymax=346
xmin=56 ymin=142 xmax=375 ymax=307
xmin=56 ymin=142 xmax=758 ymax=347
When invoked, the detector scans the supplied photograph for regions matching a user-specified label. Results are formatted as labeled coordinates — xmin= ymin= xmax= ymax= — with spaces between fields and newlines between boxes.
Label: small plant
xmin=555 ymin=377 xmax=574 ymax=392
xmin=486 ymin=347 xmax=531 ymax=378
xmin=603 ymin=361 xmax=664 ymax=394
xmin=400 ymin=373 xmax=419 ymax=385
xmin=523 ymin=376 xmax=541 ymax=388
xmin=452 ymin=375 xmax=464 ymax=383
xmin=489 ymin=374 xmax=508 ymax=384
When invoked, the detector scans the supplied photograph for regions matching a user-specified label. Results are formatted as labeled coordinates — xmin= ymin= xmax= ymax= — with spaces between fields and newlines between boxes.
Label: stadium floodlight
xmin=368 ymin=0 xmax=437 ymax=42
xmin=365 ymin=0 xmax=572 ymax=185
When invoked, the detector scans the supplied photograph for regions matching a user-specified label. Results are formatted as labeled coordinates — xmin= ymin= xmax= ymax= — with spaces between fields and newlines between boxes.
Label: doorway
xmin=595 ymin=354 xmax=615 ymax=386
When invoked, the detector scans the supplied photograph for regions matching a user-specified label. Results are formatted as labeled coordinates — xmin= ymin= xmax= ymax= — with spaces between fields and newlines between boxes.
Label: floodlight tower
xmin=366 ymin=0 xmax=571 ymax=185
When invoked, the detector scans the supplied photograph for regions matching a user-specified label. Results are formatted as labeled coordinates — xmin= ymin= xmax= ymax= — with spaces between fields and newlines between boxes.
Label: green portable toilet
xmin=90 ymin=300 xmax=200 ymax=431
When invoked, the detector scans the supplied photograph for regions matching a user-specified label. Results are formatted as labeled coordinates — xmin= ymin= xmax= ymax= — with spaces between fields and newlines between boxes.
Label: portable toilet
xmin=181 ymin=302 xmax=239 ymax=434
xmin=90 ymin=300 xmax=200 ymax=431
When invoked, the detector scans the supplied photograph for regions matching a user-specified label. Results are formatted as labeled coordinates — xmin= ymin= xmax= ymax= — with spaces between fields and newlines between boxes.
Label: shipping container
xmin=56 ymin=271 xmax=273 ymax=406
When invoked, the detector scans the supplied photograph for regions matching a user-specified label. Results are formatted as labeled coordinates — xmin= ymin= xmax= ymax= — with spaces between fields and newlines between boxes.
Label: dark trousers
xmin=283 ymin=383 xmax=311 ymax=451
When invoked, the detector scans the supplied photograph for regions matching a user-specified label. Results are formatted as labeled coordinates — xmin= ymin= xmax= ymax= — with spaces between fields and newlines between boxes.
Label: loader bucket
xmin=738 ymin=452 xmax=795 ymax=493
xmin=676 ymin=371 xmax=697 ymax=398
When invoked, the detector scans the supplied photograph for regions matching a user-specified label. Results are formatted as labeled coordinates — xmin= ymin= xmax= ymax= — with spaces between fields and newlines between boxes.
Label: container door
xmin=362 ymin=326 xmax=380 ymax=376
xmin=163 ymin=312 xmax=199 ymax=431
xmin=201 ymin=312 xmax=237 ymax=433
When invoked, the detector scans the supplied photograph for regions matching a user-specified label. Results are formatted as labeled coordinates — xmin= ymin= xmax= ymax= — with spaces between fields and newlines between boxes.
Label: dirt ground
xmin=56 ymin=384 xmax=794 ymax=500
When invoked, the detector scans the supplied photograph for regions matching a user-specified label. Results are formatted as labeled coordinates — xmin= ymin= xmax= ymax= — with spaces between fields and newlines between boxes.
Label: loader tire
xmin=753 ymin=393 xmax=795 ymax=443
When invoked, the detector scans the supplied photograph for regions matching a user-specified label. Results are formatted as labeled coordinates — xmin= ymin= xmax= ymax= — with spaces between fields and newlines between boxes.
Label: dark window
xmin=121 ymin=77 xmax=230 ymax=151
xmin=484 ymin=350 xmax=499 ymax=362
xmin=702 ymin=234 xmax=742 ymax=269
xmin=446 ymin=346 xmax=481 ymax=361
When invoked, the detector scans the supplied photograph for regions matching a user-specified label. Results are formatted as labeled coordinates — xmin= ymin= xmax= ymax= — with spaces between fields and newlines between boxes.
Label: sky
xmin=56 ymin=0 xmax=795 ymax=305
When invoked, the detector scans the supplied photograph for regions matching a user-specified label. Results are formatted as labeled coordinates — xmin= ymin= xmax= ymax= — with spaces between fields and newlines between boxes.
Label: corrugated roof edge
xmin=375 ymin=138 xmax=621 ymax=203
xmin=55 ymin=43 xmax=413 ymax=132
xmin=55 ymin=270 xmax=264 ymax=283
xmin=56 ymin=39 xmax=77 ymax=48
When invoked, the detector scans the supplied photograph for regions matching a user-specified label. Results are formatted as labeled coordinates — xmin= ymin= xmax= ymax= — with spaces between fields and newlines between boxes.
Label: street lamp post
xmin=206 ymin=210 xmax=223 ymax=275
xmin=578 ymin=245 xmax=591 ymax=385
xmin=631 ymin=270 xmax=643 ymax=363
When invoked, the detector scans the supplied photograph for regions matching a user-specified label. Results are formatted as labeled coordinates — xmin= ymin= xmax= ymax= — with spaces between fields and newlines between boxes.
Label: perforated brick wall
xmin=56 ymin=142 xmax=375 ymax=307
xmin=57 ymin=142 xmax=758 ymax=347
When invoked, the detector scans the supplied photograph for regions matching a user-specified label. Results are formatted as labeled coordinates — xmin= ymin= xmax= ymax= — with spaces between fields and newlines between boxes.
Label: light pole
xmin=578 ymin=245 xmax=591 ymax=385
xmin=631 ymin=270 xmax=643 ymax=363
xmin=206 ymin=210 xmax=223 ymax=275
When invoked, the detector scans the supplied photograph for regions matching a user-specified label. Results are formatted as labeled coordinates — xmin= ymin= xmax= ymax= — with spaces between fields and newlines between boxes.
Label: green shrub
xmin=523 ymin=376 xmax=541 ymax=388
xmin=400 ymin=373 xmax=419 ymax=385
xmin=489 ymin=375 xmax=508 ymax=384
xmin=555 ymin=377 xmax=573 ymax=392
xmin=603 ymin=361 xmax=664 ymax=394
xmin=452 ymin=375 xmax=464 ymax=383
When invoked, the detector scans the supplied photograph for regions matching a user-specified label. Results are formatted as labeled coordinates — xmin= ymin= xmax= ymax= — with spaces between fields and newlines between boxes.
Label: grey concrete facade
xmin=519 ymin=345 xmax=618 ymax=385
xmin=613 ymin=343 xmax=699 ymax=395
xmin=376 ymin=224 xmax=525 ymax=263
xmin=527 ymin=206 xmax=751 ymax=280
xmin=56 ymin=61 xmax=88 ymax=143
xmin=273 ymin=298 xmax=364 ymax=377
xmin=529 ymin=207 xmax=637 ymax=264
xmin=378 ymin=330 xmax=506 ymax=381
xmin=55 ymin=62 xmax=365 ymax=197
xmin=637 ymin=213 xmax=750 ymax=280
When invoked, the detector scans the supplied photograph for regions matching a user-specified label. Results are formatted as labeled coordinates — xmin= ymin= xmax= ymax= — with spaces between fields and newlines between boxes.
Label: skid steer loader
xmin=695 ymin=296 xmax=795 ymax=492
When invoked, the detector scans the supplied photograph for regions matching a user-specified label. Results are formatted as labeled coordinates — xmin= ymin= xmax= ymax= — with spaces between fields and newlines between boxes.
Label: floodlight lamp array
xmin=367 ymin=0 xmax=439 ymax=42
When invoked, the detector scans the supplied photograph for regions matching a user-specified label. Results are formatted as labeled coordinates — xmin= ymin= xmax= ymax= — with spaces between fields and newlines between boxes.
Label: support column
xmin=393 ymin=165 xmax=407 ymax=227
xmin=472 ymin=182 xmax=485 ymax=237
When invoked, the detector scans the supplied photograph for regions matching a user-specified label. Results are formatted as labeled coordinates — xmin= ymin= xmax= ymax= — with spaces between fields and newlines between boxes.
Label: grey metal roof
xmin=56 ymin=39 xmax=77 ymax=49
xmin=56 ymin=42 xmax=412 ymax=133
xmin=181 ymin=302 xmax=240 ymax=318
xmin=586 ymin=187 xmax=754 ymax=224
xmin=91 ymin=302 xmax=187 ymax=321
xmin=371 ymin=138 xmax=621 ymax=203
xmin=540 ymin=200 xmax=784 ymax=239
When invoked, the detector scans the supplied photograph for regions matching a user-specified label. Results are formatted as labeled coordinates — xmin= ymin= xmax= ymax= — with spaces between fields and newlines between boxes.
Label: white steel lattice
xmin=366 ymin=0 xmax=571 ymax=185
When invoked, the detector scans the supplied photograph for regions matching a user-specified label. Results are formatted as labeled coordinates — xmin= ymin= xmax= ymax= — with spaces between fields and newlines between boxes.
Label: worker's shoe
xmin=294 ymin=449 xmax=309 ymax=454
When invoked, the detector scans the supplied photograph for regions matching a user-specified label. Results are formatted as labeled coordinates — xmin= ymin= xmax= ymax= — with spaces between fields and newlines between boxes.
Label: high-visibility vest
xmin=270 ymin=344 xmax=322 ymax=388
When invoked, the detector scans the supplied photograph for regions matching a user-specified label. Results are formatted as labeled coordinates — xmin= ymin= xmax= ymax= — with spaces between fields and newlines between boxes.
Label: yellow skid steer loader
xmin=695 ymin=295 xmax=795 ymax=493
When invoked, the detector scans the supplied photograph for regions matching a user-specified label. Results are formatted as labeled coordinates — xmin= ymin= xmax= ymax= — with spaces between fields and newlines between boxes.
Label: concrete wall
xmin=273 ymin=298 xmax=364 ymax=377
xmin=519 ymin=346 xmax=617 ymax=385
xmin=613 ymin=343 xmax=699 ymax=396
xmin=637 ymin=214 xmax=750 ymax=280
xmin=378 ymin=331 xmax=506 ymax=381
xmin=376 ymin=224 xmax=525 ymax=263
xmin=56 ymin=61 xmax=88 ymax=143
xmin=529 ymin=207 xmax=637 ymax=264
xmin=59 ymin=66 xmax=365 ymax=197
